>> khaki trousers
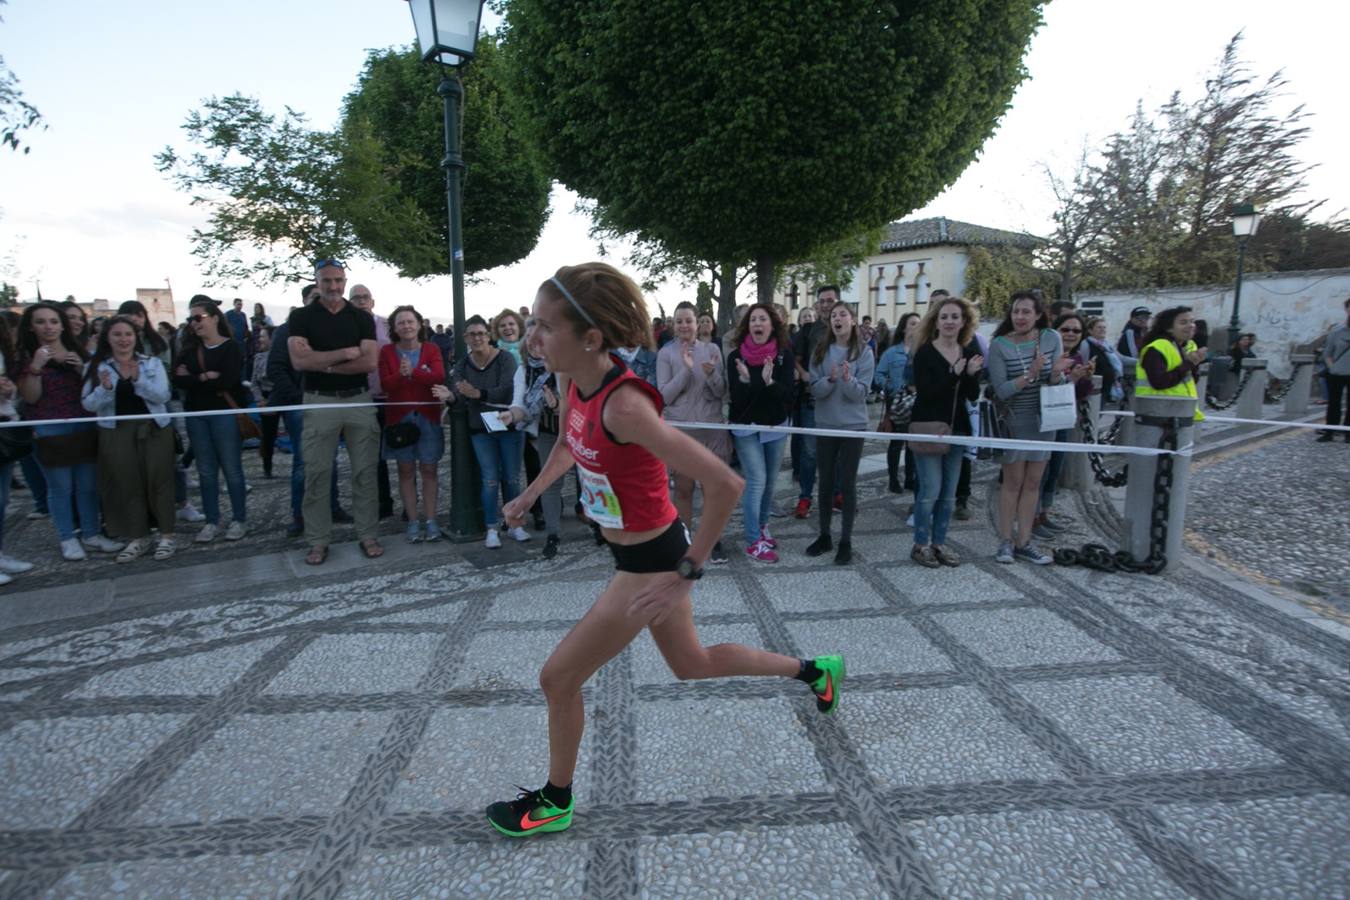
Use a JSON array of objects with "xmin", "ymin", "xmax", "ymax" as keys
[
  {"xmin": 301, "ymin": 391, "xmax": 381, "ymax": 545},
  {"xmin": 97, "ymin": 421, "xmax": 176, "ymax": 540}
]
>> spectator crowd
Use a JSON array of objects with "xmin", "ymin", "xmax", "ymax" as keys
[{"xmin": 1, "ymin": 260, "xmax": 1345, "ymax": 588}]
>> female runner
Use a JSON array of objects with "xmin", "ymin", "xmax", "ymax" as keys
[{"xmin": 487, "ymin": 262, "xmax": 844, "ymax": 837}]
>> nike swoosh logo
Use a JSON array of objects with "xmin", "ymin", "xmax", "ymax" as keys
[
  {"xmin": 819, "ymin": 673, "xmax": 834, "ymax": 704},
  {"xmin": 520, "ymin": 810, "xmax": 567, "ymax": 831}
]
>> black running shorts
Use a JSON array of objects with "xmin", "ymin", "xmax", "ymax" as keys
[{"xmin": 608, "ymin": 518, "xmax": 690, "ymax": 574}]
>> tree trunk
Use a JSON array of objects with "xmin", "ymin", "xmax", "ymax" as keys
[
  {"xmin": 756, "ymin": 254, "xmax": 775, "ymax": 306},
  {"xmin": 1059, "ymin": 249, "xmax": 1075, "ymax": 301},
  {"xmin": 715, "ymin": 261, "xmax": 738, "ymax": 334}
]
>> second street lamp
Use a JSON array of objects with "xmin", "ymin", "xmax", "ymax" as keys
[
  {"xmin": 405, "ymin": 0, "xmax": 487, "ymax": 542},
  {"xmin": 1228, "ymin": 202, "xmax": 1262, "ymax": 348}
]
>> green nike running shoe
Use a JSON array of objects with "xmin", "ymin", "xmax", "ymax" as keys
[
  {"xmin": 809, "ymin": 655, "xmax": 845, "ymax": 714},
  {"xmin": 486, "ymin": 786, "xmax": 574, "ymax": 838}
]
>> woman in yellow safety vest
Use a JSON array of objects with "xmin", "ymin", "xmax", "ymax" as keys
[{"xmin": 1135, "ymin": 306, "xmax": 1206, "ymax": 421}]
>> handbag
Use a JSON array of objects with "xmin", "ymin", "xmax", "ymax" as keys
[
  {"xmin": 975, "ymin": 397, "xmax": 1009, "ymax": 460},
  {"xmin": 0, "ymin": 421, "xmax": 34, "ymax": 466},
  {"xmin": 909, "ymin": 390, "xmax": 960, "ymax": 456},
  {"xmin": 887, "ymin": 388, "xmax": 915, "ymax": 428},
  {"xmin": 199, "ymin": 347, "xmax": 262, "ymax": 440},
  {"xmin": 384, "ymin": 418, "xmax": 421, "ymax": 449},
  {"xmin": 1038, "ymin": 381, "xmax": 1077, "ymax": 432}
]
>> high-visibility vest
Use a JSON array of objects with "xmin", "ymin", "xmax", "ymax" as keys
[{"xmin": 1135, "ymin": 338, "xmax": 1204, "ymax": 421}]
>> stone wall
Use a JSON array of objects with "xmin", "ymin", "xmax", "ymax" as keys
[{"xmin": 1076, "ymin": 268, "xmax": 1350, "ymax": 379}]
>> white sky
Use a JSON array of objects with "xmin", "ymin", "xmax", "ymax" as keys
[{"xmin": 1, "ymin": 1, "xmax": 1347, "ymax": 325}]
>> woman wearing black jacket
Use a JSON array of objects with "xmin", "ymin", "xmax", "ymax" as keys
[
  {"xmin": 172, "ymin": 298, "xmax": 249, "ymax": 543},
  {"xmin": 727, "ymin": 304, "xmax": 795, "ymax": 563},
  {"xmin": 909, "ymin": 297, "xmax": 983, "ymax": 568}
]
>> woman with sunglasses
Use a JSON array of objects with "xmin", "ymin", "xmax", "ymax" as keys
[
  {"xmin": 484, "ymin": 262, "xmax": 843, "ymax": 838},
  {"xmin": 1033, "ymin": 313, "xmax": 1095, "ymax": 541},
  {"xmin": 16, "ymin": 302, "xmax": 123, "ymax": 560},
  {"xmin": 81, "ymin": 316, "xmax": 178, "ymax": 562},
  {"xmin": 172, "ymin": 298, "xmax": 248, "ymax": 542},
  {"xmin": 432, "ymin": 314, "xmax": 527, "ymax": 549}
]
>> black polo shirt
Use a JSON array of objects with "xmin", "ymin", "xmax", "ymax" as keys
[{"xmin": 287, "ymin": 300, "xmax": 376, "ymax": 393}]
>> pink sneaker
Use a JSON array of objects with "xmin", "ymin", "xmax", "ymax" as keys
[
  {"xmin": 745, "ymin": 539, "xmax": 779, "ymax": 563},
  {"xmin": 759, "ymin": 527, "xmax": 777, "ymax": 549}
]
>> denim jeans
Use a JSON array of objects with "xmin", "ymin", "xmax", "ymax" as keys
[
  {"xmin": 18, "ymin": 453, "xmax": 47, "ymax": 514},
  {"xmin": 914, "ymin": 444, "xmax": 964, "ymax": 546},
  {"xmin": 0, "ymin": 461, "xmax": 11, "ymax": 551},
  {"xmin": 186, "ymin": 413, "xmax": 246, "ymax": 525},
  {"xmin": 733, "ymin": 433, "xmax": 786, "ymax": 546},
  {"xmin": 470, "ymin": 430, "xmax": 524, "ymax": 528},
  {"xmin": 33, "ymin": 422, "xmax": 101, "ymax": 542},
  {"xmin": 792, "ymin": 402, "xmax": 817, "ymax": 500}
]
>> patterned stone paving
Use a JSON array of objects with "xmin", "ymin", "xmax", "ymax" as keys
[{"xmin": 1, "ymin": 471, "xmax": 1348, "ymax": 898}]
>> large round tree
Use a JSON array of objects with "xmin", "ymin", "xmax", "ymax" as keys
[
  {"xmin": 341, "ymin": 38, "xmax": 552, "ymax": 278},
  {"xmin": 505, "ymin": 1, "xmax": 1044, "ymax": 302}
]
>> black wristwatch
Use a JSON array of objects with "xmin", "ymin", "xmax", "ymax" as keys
[{"xmin": 675, "ymin": 557, "xmax": 704, "ymax": 581}]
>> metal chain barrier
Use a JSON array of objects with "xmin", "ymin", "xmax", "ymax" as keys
[
  {"xmin": 1263, "ymin": 360, "xmax": 1310, "ymax": 403},
  {"xmin": 1054, "ymin": 416, "xmax": 1176, "ymax": 575},
  {"xmin": 1204, "ymin": 367, "xmax": 1253, "ymax": 411},
  {"xmin": 1076, "ymin": 400, "xmax": 1129, "ymax": 487}
]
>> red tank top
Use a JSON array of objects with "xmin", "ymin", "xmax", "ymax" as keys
[{"xmin": 566, "ymin": 360, "xmax": 679, "ymax": 533}]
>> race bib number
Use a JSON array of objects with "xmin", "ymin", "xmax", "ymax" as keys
[{"xmin": 578, "ymin": 466, "xmax": 625, "ymax": 529}]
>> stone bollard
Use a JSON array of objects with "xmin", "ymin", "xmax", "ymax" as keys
[
  {"xmin": 1195, "ymin": 361, "xmax": 1210, "ymax": 405},
  {"xmin": 1236, "ymin": 358, "xmax": 1268, "ymax": 431},
  {"xmin": 1060, "ymin": 376, "xmax": 1100, "ymax": 492},
  {"xmin": 1285, "ymin": 354, "xmax": 1314, "ymax": 415},
  {"xmin": 1121, "ymin": 394, "xmax": 1196, "ymax": 571}
]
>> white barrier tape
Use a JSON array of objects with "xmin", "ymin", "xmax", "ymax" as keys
[
  {"xmin": 1, "ymin": 400, "xmax": 1202, "ymax": 456},
  {"xmin": 0, "ymin": 400, "xmax": 429, "ymax": 430},
  {"xmin": 667, "ymin": 420, "xmax": 1191, "ymax": 458},
  {"xmin": 1098, "ymin": 409, "xmax": 1350, "ymax": 432}
]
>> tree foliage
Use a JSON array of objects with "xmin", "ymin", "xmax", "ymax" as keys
[
  {"xmin": 155, "ymin": 97, "xmax": 353, "ymax": 285},
  {"xmin": 505, "ymin": 0, "xmax": 1044, "ymax": 317},
  {"xmin": 340, "ymin": 41, "xmax": 550, "ymax": 278},
  {"xmin": 1, "ymin": 1, "xmax": 44, "ymax": 154},
  {"xmin": 155, "ymin": 36, "xmax": 550, "ymax": 285},
  {"xmin": 964, "ymin": 245, "xmax": 1054, "ymax": 322},
  {"xmin": 1043, "ymin": 33, "xmax": 1336, "ymax": 296}
]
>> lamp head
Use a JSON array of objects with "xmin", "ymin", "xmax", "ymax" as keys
[
  {"xmin": 1231, "ymin": 202, "xmax": 1261, "ymax": 240},
  {"xmin": 406, "ymin": 0, "xmax": 484, "ymax": 67}
]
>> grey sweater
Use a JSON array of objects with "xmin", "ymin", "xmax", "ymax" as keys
[
  {"xmin": 988, "ymin": 329, "xmax": 1064, "ymax": 416},
  {"xmin": 808, "ymin": 343, "xmax": 875, "ymax": 430},
  {"xmin": 1324, "ymin": 324, "xmax": 1350, "ymax": 376}
]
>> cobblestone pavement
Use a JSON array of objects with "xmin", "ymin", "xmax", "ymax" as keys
[
  {"xmin": 2, "ymin": 464, "xmax": 1348, "ymax": 898},
  {"xmin": 1187, "ymin": 429, "xmax": 1350, "ymax": 613}
]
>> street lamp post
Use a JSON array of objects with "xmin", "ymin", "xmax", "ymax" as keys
[
  {"xmin": 406, "ymin": 0, "xmax": 486, "ymax": 542},
  {"xmin": 1227, "ymin": 202, "xmax": 1261, "ymax": 347}
]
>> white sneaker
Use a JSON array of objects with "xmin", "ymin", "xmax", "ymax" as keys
[
  {"xmin": 194, "ymin": 523, "xmax": 218, "ymax": 543},
  {"xmin": 25, "ymin": 509, "xmax": 49, "ymax": 520},
  {"xmin": 0, "ymin": 554, "xmax": 34, "ymax": 574},
  {"xmin": 153, "ymin": 537, "xmax": 177, "ymax": 561},
  {"xmin": 484, "ymin": 528, "xmax": 502, "ymax": 549},
  {"xmin": 0, "ymin": 571, "xmax": 11, "ymax": 586},
  {"xmin": 507, "ymin": 526, "xmax": 531, "ymax": 543},
  {"xmin": 116, "ymin": 537, "xmax": 154, "ymax": 564},
  {"xmin": 177, "ymin": 503, "xmax": 206, "ymax": 523},
  {"xmin": 60, "ymin": 539, "xmax": 87, "ymax": 561},
  {"xmin": 224, "ymin": 521, "xmax": 247, "ymax": 541},
  {"xmin": 83, "ymin": 534, "xmax": 126, "ymax": 554}
]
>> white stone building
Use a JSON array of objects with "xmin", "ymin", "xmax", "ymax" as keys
[{"xmin": 775, "ymin": 217, "xmax": 1041, "ymax": 325}]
